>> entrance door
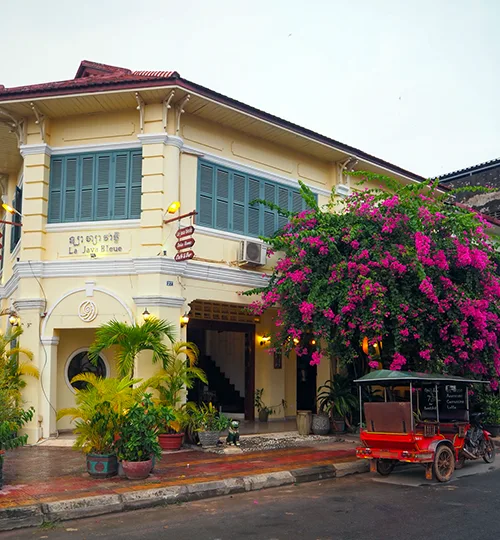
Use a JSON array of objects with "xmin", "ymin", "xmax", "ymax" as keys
[{"xmin": 297, "ymin": 354, "xmax": 317, "ymax": 412}]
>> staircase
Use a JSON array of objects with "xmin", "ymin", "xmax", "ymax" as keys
[{"xmin": 200, "ymin": 355, "xmax": 245, "ymax": 413}]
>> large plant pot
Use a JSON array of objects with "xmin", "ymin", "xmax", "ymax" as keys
[
  {"xmin": 312, "ymin": 414, "xmax": 330, "ymax": 435},
  {"xmin": 484, "ymin": 424, "xmax": 500, "ymax": 438},
  {"xmin": 198, "ymin": 431, "xmax": 221, "ymax": 447},
  {"xmin": 86, "ymin": 453, "xmax": 118, "ymax": 479},
  {"xmin": 296, "ymin": 410, "xmax": 312, "ymax": 436},
  {"xmin": 332, "ymin": 418, "xmax": 346, "ymax": 433},
  {"xmin": 258, "ymin": 409, "xmax": 269, "ymax": 422},
  {"xmin": 159, "ymin": 433, "xmax": 184, "ymax": 451},
  {"xmin": 121, "ymin": 459, "xmax": 152, "ymax": 480}
]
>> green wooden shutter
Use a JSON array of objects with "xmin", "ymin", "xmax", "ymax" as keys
[
  {"xmin": 248, "ymin": 178, "xmax": 260, "ymax": 237},
  {"xmin": 80, "ymin": 156, "xmax": 94, "ymax": 221},
  {"xmin": 291, "ymin": 190, "xmax": 303, "ymax": 213},
  {"xmin": 129, "ymin": 151, "xmax": 142, "ymax": 219},
  {"xmin": 113, "ymin": 153, "xmax": 129, "ymax": 219},
  {"xmin": 63, "ymin": 158, "xmax": 78, "ymax": 222},
  {"xmin": 0, "ymin": 224, "xmax": 5, "ymax": 272},
  {"xmin": 96, "ymin": 155, "xmax": 111, "ymax": 220},
  {"xmin": 10, "ymin": 186, "xmax": 22, "ymax": 251},
  {"xmin": 263, "ymin": 182, "xmax": 277, "ymax": 236},
  {"xmin": 215, "ymin": 168, "xmax": 229, "ymax": 230},
  {"xmin": 277, "ymin": 186, "xmax": 289, "ymax": 230},
  {"xmin": 232, "ymin": 173, "xmax": 246, "ymax": 233},
  {"xmin": 198, "ymin": 163, "xmax": 214, "ymax": 227},
  {"xmin": 49, "ymin": 158, "xmax": 63, "ymax": 223}
]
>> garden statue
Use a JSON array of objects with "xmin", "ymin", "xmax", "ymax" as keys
[{"xmin": 226, "ymin": 419, "xmax": 240, "ymax": 446}]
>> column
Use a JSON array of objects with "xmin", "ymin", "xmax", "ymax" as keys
[
  {"xmin": 39, "ymin": 337, "xmax": 59, "ymax": 439},
  {"xmin": 19, "ymin": 143, "xmax": 52, "ymax": 261}
]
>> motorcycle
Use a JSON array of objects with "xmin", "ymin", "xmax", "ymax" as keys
[{"xmin": 458, "ymin": 412, "xmax": 496, "ymax": 468}]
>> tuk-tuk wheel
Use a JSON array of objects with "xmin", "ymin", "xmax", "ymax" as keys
[
  {"xmin": 455, "ymin": 453, "xmax": 466, "ymax": 470},
  {"xmin": 433, "ymin": 445, "xmax": 455, "ymax": 482},
  {"xmin": 376, "ymin": 459, "xmax": 396, "ymax": 476}
]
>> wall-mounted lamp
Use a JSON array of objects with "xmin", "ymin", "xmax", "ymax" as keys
[
  {"xmin": 142, "ymin": 308, "xmax": 151, "ymax": 322},
  {"xmin": 167, "ymin": 201, "xmax": 181, "ymax": 214},
  {"xmin": 310, "ymin": 339, "xmax": 316, "ymax": 346},
  {"xmin": 180, "ymin": 313, "xmax": 190, "ymax": 327},
  {"xmin": 254, "ymin": 315, "xmax": 261, "ymax": 324},
  {"xmin": 9, "ymin": 312, "xmax": 20, "ymax": 326},
  {"xmin": 293, "ymin": 337, "xmax": 300, "ymax": 345},
  {"xmin": 260, "ymin": 335, "xmax": 271, "ymax": 347},
  {"xmin": 362, "ymin": 336, "xmax": 383, "ymax": 356}
]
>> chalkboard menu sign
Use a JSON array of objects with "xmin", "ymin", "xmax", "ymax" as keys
[{"xmin": 420, "ymin": 384, "xmax": 467, "ymax": 417}]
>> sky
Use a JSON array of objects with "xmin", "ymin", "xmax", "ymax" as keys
[{"xmin": 1, "ymin": 0, "xmax": 499, "ymax": 178}]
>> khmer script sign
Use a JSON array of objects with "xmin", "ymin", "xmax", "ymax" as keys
[{"xmin": 67, "ymin": 232, "xmax": 125, "ymax": 255}]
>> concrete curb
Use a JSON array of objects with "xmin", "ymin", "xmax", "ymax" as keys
[{"xmin": 0, "ymin": 460, "xmax": 365, "ymax": 532}]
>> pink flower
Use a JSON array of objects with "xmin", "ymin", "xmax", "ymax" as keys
[
  {"xmin": 400, "ymin": 328, "xmax": 409, "ymax": 337},
  {"xmin": 310, "ymin": 351, "xmax": 323, "ymax": 366},
  {"xmin": 419, "ymin": 277, "xmax": 439, "ymax": 304},
  {"xmin": 299, "ymin": 301, "xmax": 315, "ymax": 323},
  {"xmin": 419, "ymin": 349, "xmax": 431, "ymax": 361},
  {"xmin": 415, "ymin": 232, "xmax": 431, "ymax": 257},
  {"xmin": 351, "ymin": 240, "xmax": 360, "ymax": 250},
  {"xmin": 368, "ymin": 360, "xmax": 379, "ymax": 369},
  {"xmin": 381, "ymin": 195, "xmax": 399, "ymax": 209},
  {"xmin": 390, "ymin": 352, "xmax": 407, "ymax": 371}
]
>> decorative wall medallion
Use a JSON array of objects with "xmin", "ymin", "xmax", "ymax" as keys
[{"xmin": 78, "ymin": 300, "xmax": 98, "ymax": 322}]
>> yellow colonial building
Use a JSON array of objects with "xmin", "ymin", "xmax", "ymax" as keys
[{"xmin": 0, "ymin": 60, "xmax": 425, "ymax": 442}]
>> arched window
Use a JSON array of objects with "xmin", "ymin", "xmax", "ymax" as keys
[{"xmin": 66, "ymin": 350, "xmax": 107, "ymax": 391}]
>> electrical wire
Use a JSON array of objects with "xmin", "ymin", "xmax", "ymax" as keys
[{"xmin": 27, "ymin": 259, "xmax": 58, "ymax": 439}]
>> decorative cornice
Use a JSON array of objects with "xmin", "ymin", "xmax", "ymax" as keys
[
  {"xmin": 133, "ymin": 295, "xmax": 186, "ymax": 309},
  {"xmin": 20, "ymin": 144, "xmax": 52, "ymax": 157},
  {"xmin": 165, "ymin": 135, "xmax": 184, "ymax": 149},
  {"xmin": 137, "ymin": 133, "xmax": 169, "ymax": 145},
  {"xmin": 45, "ymin": 219, "xmax": 140, "ymax": 233},
  {"xmin": 196, "ymin": 225, "xmax": 270, "ymax": 246},
  {"xmin": 50, "ymin": 141, "xmax": 140, "ymax": 156},
  {"xmin": 13, "ymin": 298, "xmax": 46, "ymax": 311},
  {"xmin": 41, "ymin": 337, "xmax": 59, "ymax": 346},
  {"xmin": 182, "ymin": 144, "xmax": 332, "ymax": 198}
]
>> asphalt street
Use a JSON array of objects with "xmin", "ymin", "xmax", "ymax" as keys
[{"xmin": 1, "ymin": 466, "xmax": 499, "ymax": 540}]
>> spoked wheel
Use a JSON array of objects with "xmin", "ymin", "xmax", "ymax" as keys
[
  {"xmin": 376, "ymin": 459, "xmax": 396, "ymax": 476},
  {"xmin": 483, "ymin": 440, "xmax": 496, "ymax": 464},
  {"xmin": 454, "ymin": 453, "xmax": 466, "ymax": 470},
  {"xmin": 433, "ymin": 445, "xmax": 455, "ymax": 482}
]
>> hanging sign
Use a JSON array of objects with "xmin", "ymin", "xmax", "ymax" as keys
[
  {"xmin": 176, "ymin": 226, "xmax": 195, "ymax": 239},
  {"xmin": 175, "ymin": 237, "xmax": 195, "ymax": 250},
  {"xmin": 174, "ymin": 250, "xmax": 195, "ymax": 262}
]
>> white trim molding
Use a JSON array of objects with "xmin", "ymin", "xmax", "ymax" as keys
[
  {"xmin": 166, "ymin": 135, "xmax": 183, "ymax": 149},
  {"xmin": 19, "ymin": 144, "xmax": 53, "ymax": 157},
  {"xmin": 137, "ymin": 133, "xmax": 169, "ymax": 145},
  {"xmin": 50, "ymin": 141, "xmax": 141, "ymax": 156},
  {"xmin": 45, "ymin": 219, "xmax": 140, "ymax": 233},
  {"xmin": 41, "ymin": 337, "xmax": 59, "ymax": 346},
  {"xmin": 133, "ymin": 295, "xmax": 185, "ymax": 309},
  {"xmin": 182, "ymin": 144, "xmax": 332, "ymax": 198},
  {"xmin": 13, "ymin": 298, "xmax": 46, "ymax": 312},
  {"xmin": 196, "ymin": 225, "xmax": 270, "ymax": 246}
]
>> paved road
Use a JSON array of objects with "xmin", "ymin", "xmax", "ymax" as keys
[{"xmin": 2, "ymin": 467, "xmax": 499, "ymax": 540}]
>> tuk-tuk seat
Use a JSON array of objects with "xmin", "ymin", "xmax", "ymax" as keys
[{"xmin": 364, "ymin": 402, "xmax": 412, "ymax": 433}]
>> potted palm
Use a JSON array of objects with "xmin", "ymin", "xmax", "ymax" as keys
[
  {"xmin": 116, "ymin": 394, "xmax": 167, "ymax": 480},
  {"xmin": 189, "ymin": 403, "xmax": 230, "ymax": 447},
  {"xmin": 317, "ymin": 375, "xmax": 357, "ymax": 433},
  {"xmin": 254, "ymin": 388, "xmax": 287, "ymax": 422}
]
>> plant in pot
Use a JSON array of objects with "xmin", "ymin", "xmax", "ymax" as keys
[
  {"xmin": 189, "ymin": 402, "xmax": 230, "ymax": 447},
  {"xmin": 479, "ymin": 391, "xmax": 500, "ymax": 437},
  {"xmin": 115, "ymin": 394, "xmax": 166, "ymax": 480},
  {"xmin": 317, "ymin": 375, "xmax": 357, "ymax": 433},
  {"xmin": 151, "ymin": 341, "xmax": 207, "ymax": 451},
  {"xmin": 254, "ymin": 388, "xmax": 287, "ymax": 422}
]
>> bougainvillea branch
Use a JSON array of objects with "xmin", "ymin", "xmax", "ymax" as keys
[{"xmin": 245, "ymin": 173, "xmax": 500, "ymax": 388}]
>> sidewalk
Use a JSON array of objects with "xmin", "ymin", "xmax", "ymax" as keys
[{"xmin": 0, "ymin": 437, "xmax": 362, "ymax": 531}]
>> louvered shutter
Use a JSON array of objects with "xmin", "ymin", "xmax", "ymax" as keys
[
  {"xmin": 198, "ymin": 163, "xmax": 214, "ymax": 227},
  {"xmin": 215, "ymin": 168, "xmax": 229, "ymax": 230},
  {"xmin": 129, "ymin": 152, "xmax": 142, "ymax": 219},
  {"xmin": 0, "ymin": 224, "xmax": 4, "ymax": 272},
  {"xmin": 232, "ymin": 173, "xmax": 246, "ymax": 233},
  {"xmin": 49, "ymin": 158, "xmax": 63, "ymax": 223},
  {"xmin": 113, "ymin": 153, "xmax": 129, "ymax": 219},
  {"xmin": 80, "ymin": 156, "xmax": 94, "ymax": 221},
  {"xmin": 248, "ymin": 178, "xmax": 261, "ymax": 236},
  {"xmin": 277, "ymin": 186, "xmax": 289, "ymax": 230},
  {"xmin": 63, "ymin": 158, "xmax": 78, "ymax": 222},
  {"xmin": 291, "ymin": 190, "xmax": 303, "ymax": 213},
  {"xmin": 10, "ymin": 186, "xmax": 22, "ymax": 251},
  {"xmin": 263, "ymin": 183, "xmax": 277, "ymax": 236},
  {"xmin": 96, "ymin": 155, "xmax": 111, "ymax": 220}
]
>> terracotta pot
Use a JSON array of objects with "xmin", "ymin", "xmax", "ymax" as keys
[
  {"xmin": 121, "ymin": 459, "xmax": 152, "ymax": 480},
  {"xmin": 86, "ymin": 453, "xmax": 118, "ymax": 479},
  {"xmin": 159, "ymin": 433, "xmax": 184, "ymax": 451}
]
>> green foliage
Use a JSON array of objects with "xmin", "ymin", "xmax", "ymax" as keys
[
  {"xmin": 317, "ymin": 375, "xmax": 358, "ymax": 421},
  {"xmin": 253, "ymin": 388, "xmax": 287, "ymax": 416},
  {"xmin": 115, "ymin": 394, "xmax": 167, "ymax": 462},
  {"xmin": 89, "ymin": 318, "xmax": 176, "ymax": 378},
  {"xmin": 188, "ymin": 402, "xmax": 230, "ymax": 432},
  {"xmin": 478, "ymin": 391, "xmax": 500, "ymax": 425}
]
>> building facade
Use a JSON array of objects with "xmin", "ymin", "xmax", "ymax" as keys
[{"xmin": 0, "ymin": 61, "xmax": 425, "ymax": 442}]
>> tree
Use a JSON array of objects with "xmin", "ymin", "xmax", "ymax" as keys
[
  {"xmin": 89, "ymin": 319, "xmax": 176, "ymax": 378},
  {"xmin": 245, "ymin": 173, "xmax": 500, "ymax": 387}
]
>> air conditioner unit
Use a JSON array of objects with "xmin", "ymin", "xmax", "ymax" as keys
[
  {"xmin": 239, "ymin": 240, "xmax": 267, "ymax": 266},
  {"xmin": 335, "ymin": 184, "xmax": 351, "ymax": 198}
]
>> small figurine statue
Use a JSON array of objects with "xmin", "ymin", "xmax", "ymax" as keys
[{"xmin": 226, "ymin": 419, "xmax": 240, "ymax": 446}]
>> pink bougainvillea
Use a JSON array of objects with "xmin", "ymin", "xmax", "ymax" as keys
[{"xmin": 245, "ymin": 172, "xmax": 500, "ymax": 386}]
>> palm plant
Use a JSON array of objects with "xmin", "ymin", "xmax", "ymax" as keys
[
  {"xmin": 317, "ymin": 375, "xmax": 358, "ymax": 427},
  {"xmin": 88, "ymin": 318, "xmax": 176, "ymax": 378}
]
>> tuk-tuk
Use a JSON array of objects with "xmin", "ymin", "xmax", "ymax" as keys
[{"xmin": 355, "ymin": 370, "xmax": 495, "ymax": 482}]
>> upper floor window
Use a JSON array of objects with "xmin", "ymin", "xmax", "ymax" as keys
[
  {"xmin": 10, "ymin": 186, "xmax": 22, "ymax": 252},
  {"xmin": 197, "ymin": 160, "xmax": 314, "ymax": 238},
  {"xmin": 48, "ymin": 150, "xmax": 142, "ymax": 223}
]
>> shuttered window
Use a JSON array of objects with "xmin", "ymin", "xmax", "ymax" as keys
[
  {"xmin": 10, "ymin": 186, "xmax": 22, "ymax": 252},
  {"xmin": 48, "ymin": 150, "xmax": 142, "ymax": 223},
  {"xmin": 197, "ymin": 160, "xmax": 315, "ymax": 238},
  {"xmin": 0, "ymin": 224, "xmax": 5, "ymax": 272}
]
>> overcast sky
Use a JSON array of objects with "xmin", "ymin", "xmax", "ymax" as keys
[{"xmin": 2, "ymin": 0, "xmax": 498, "ymax": 177}]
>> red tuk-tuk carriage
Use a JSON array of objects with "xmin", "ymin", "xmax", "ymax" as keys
[{"xmin": 355, "ymin": 370, "xmax": 495, "ymax": 482}]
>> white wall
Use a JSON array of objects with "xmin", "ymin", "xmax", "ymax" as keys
[{"xmin": 206, "ymin": 330, "xmax": 245, "ymax": 397}]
